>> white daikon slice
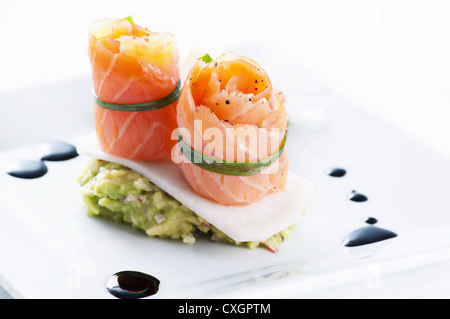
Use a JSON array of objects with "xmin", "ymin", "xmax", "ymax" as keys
[{"xmin": 77, "ymin": 132, "xmax": 313, "ymax": 242}]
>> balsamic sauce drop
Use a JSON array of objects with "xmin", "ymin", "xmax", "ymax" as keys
[
  {"xmin": 106, "ymin": 270, "xmax": 160, "ymax": 299},
  {"xmin": 348, "ymin": 190, "xmax": 368, "ymax": 202},
  {"xmin": 365, "ymin": 217, "xmax": 378, "ymax": 225},
  {"xmin": 343, "ymin": 226, "xmax": 397, "ymax": 247},
  {"xmin": 325, "ymin": 164, "xmax": 397, "ymax": 248},
  {"xmin": 39, "ymin": 141, "xmax": 78, "ymax": 161},
  {"xmin": 327, "ymin": 168, "xmax": 346, "ymax": 177},
  {"xmin": 6, "ymin": 141, "xmax": 78, "ymax": 179},
  {"xmin": 6, "ymin": 160, "xmax": 48, "ymax": 179}
]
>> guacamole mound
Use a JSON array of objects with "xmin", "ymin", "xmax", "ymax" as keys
[{"xmin": 78, "ymin": 159, "xmax": 291, "ymax": 252}]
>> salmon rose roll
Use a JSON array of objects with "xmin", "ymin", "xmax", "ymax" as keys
[
  {"xmin": 174, "ymin": 53, "xmax": 289, "ymax": 206},
  {"xmin": 89, "ymin": 17, "xmax": 180, "ymax": 161}
]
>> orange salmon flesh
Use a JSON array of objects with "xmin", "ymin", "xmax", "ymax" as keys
[
  {"xmin": 175, "ymin": 52, "xmax": 289, "ymax": 206},
  {"xmin": 88, "ymin": 18, "xmax": 180, "ymax": 161}
]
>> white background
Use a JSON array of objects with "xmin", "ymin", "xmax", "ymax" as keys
[{"xmin": 1, "ymin": 0, "xmax": 449, "ymax": 298}]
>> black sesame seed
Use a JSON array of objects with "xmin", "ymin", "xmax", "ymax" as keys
[{"xmin": 225, "ymin": 100, "xmax": 230, "ymax": 104}]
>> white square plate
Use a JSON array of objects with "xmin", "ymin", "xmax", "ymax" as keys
[{"xmin": 1, "ymin": 46, "xmax": 449, "ymax": 299}]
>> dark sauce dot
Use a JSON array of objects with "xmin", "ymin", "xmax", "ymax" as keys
[
  {"xmin": 343, "ymin": 226, "xmax": 397, "ymax": 247},
  {"xmin": 348, "ymin": 191, "xmax": 368, "ymax": 202},
  {"xmin": 327, "ymin": 168, "xmax": 346, "ymax": 177},
  {"xmin": 365, "ymin": 217, "xmax": 378, "ymax": 225},
  {"xmin": 106, "ymin": 270, "xmax": 160, "ymax": 299},
  {"xmin": 39, "ymin": 142, "xmax": 78, "ymax": 161},
  {"xmin": 6, "ymin": 160, "xmax": 48, "ymax": 179}
]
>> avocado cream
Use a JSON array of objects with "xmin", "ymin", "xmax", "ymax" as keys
[{"xmin": 78, "ymin": 159, "xmax": 290, "ymax": 251}]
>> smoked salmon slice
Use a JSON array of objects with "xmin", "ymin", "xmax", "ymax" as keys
[
  {"xmin": 174, "ymin": 52, "xmax": 289, "ymax": 206},
  {"xmin": 88, "ymin": 18, "xmax": 180, "ymax": 161}
]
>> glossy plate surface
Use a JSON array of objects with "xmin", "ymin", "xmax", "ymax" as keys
[{"xmin": 1, "ymin": 46, "xmax": 449, "ymax": 299}]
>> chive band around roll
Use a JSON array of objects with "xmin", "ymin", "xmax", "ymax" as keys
[
  {"xmin": 177, "ymin": 128, "xmax": 287, "ymax": 176},
  {"xmin": 93, "ymin": 81, "xmax": 181, "ymax": 112}
]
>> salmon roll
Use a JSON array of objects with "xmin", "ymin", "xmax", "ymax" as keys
[
  {"xmin": 88, "ymin": 17, "xmax": 180, "ymax": 161},
  {"xmin": 174, "ymin": 53, "xmax": 289, "ymax": 206}
]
